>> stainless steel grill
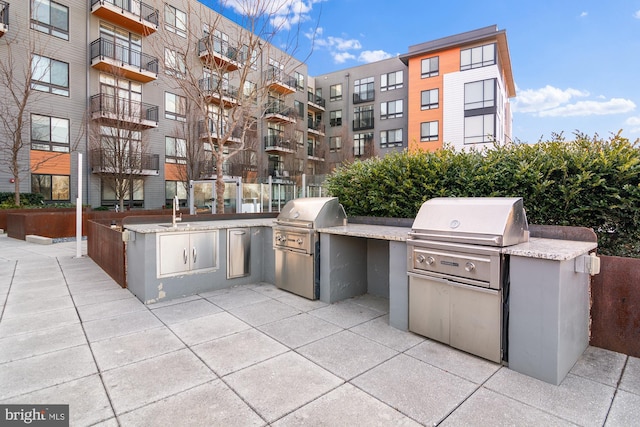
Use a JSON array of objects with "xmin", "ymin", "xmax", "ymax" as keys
[
  {"xmin": 407, "ymin": 197, "xmax": 529, "ymax": 363},
  {"xmin": 274, "ymin": 197, "xmax": 347, "ymax": 300}
]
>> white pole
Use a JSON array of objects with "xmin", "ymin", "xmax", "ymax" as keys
[{"xmin": 75, "ymin": 152, "xmax": 83, "ymax": 258}]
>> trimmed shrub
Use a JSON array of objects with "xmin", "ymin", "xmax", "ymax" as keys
[{"xmin": 326, "ymin": 133, "xmax": 640, "ymax": 258}]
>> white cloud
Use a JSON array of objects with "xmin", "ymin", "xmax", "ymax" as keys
[
  {"xmin": 538, "ymin": 98, "xmax": 636, "ymax": 117},
  {"xmin": 222, "ymin": 0, "xmax": 323, "ymax": 30},
  {"xmin": 624, "ymin": 116, "xmax": 640, "ymax": 133},
  {"xmin": 634, "ymin": 10, "xmax": 640, "ymax": 19},
  {"xmin": 580, "ymin": 11, "xmax": 588, "ymax": 18},
  {"xmin": 358, "ymin": 50, "xmax": 393, "ymax": 63},
  {"xmin": 332, "ymin": 51, "xmax": 356, "ymax": 64},
  {"xmin": 513, "ymin": 85, "xmax": 589, "ymax": 114}
]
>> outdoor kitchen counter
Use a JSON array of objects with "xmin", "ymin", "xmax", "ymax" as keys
[
  {"xmin": 317, "ymin": 223, "xmax": 410, "ymax": 241},
  {"xmin": 502, "ymin": 237, "xmax": 597, "ymax": 260},
  {"xmin": 123, "ymin": 218, "xmax": 275, "ymax": 234}
]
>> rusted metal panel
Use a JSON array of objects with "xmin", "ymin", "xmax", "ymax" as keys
[
  {"xmin": 590, "ymin": 255, "xmax": 640, "ymax": 357},
  {"xmin": 87, "ymin": 220, "xmax": 126, "ymax": 288}
]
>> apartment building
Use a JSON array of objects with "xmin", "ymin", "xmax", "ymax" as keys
[{"xmin": 0, "ymin": 1, "xmax": 514, "ymax": 209}]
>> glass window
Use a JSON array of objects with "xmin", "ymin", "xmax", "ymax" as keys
[
  {"xmin": 353, "ymin": 133, "xmax": 373, "ymax": 157},
  {"xmin": 421, "ymin": 57, "xmax": 439, "ymax": 78},
  {"xmin": 464, "ymin": 79, "xmax": 496, "ymax": 110},
  {"xmin": 165, "ymin": 92, "xmax": 186, "ymax": 121},
  {"xmin": 31, "ymin": 0, "xmax": 69, "ymax": 40},
  {"xmin": 381, "ymin": 71, "xmax": 403, "ymax": 91},
  {"xmin": 380, "ymin": 100, "xmax": 403, "ymax": 119},
  {"xmin": 165, "ymin": 181, "xmax": 188, "ymax": 204},
  {"xmin": 420, "ymin": 121, "xmax": 439, "ymax": 142},
  {"xmin": 330, "ymin": 84, "xmax": 342, "ymax": 101},
  {"xmin": 165, "ymin": 136, "xmax": 186, "ymax": 164},
  {"xmin": 31, "ymin": 174, "xmax": 69, "ymax": 201},
  {"xmin": 31, "ymin": 114, "xmax": 70, "ymax": 152},
  {"xmin": 421, "ymin": 89, "xmax": 439, "ymax": 110},
  {"xmin": 164, "ymin": 48, "xmax": 186, "ymax": 77},
  {"xmin": 354, "ymin": 77, "xmax": 374, "ymax": 103},
  {"xmin": 329, "ymin": 136, "xmax": 342, "ymax": 152},
  {"xmin": 380, "ymin": 129, "xmax": 403, "ymax": 148},
  {"xmin": 164, "ymin": 4, "xmax": 187, "ymax": 38},
  {"xmin": 31, "ymin": 55, "xmax": 69, "ymax": 96},
  {"xmin": 295, "ymin": 71, "xmax": 304, "ymax": 91},
  {"xmin": 353, "ymin": 105, "xmax": 374, "ymax": 130},
  {"xmin": 464, "ymin": 114, "xmax": 495, "ymax": 144},
  {"xmin": 461, "ymin": 43, "xmax": 496, "ymax": 70},
  {"xmin": 329, "ymin": 110, "xmax": 342, "ymax": 127}
]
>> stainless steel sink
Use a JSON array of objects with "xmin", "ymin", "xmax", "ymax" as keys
[{"xmin": 158, "ymin": 223, "xmax": 190, "ymax": 228}]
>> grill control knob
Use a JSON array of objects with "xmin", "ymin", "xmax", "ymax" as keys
[
  {"xmin": 426, "ymin": 256, "xmax": 435, "ymax": 265},
  {"xmin": 465, "ymin": 262, "xmax": 476, "ymax": 272},
  {"xmin": 296, "ymin": 238, "xmax": 303, "ymax": 245},
  {"xmin": 416, "ymin": 254, "xmax": 425, "ymax": 263}
]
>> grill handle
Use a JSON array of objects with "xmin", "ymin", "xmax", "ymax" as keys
[{"xmin": 408, "ymin": 231, "xmax": 501, "ymax": 246}]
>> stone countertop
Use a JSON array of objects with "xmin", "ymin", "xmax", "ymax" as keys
[
  {"xmin": 124, "ymin": 218, "xmax": 276, "ymax": 234},
  {"xmin": 317, "ymin": 224, "xmax": 411, "ymax": 242},
  {"xmin": 503, "ymin": 237, "xmax": 597, "ymax": 261}
]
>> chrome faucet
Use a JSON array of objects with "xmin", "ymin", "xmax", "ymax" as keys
[{"xmin": 172, "ymin": 195, "xmax": 182, "ymax": 227}]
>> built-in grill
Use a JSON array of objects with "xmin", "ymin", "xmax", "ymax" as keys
[
  {"xmin": 274, "ymin": 197, "xmax": 347, "ymax": 300},
  {"xmin": 407, "ymin": 197, "xmax": 529, "ymax": 363}
]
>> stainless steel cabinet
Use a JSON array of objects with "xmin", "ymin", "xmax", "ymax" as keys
[
  {"xmin": 157, "ymin": 231, "xmax": 218, "ymax": 277},
  {"xmin": 227, "ymin": 228, "xmax": 250, "ymax": 279}
]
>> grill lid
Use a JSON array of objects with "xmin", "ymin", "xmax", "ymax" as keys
[
  {"xmin": 276, "ymin": 197, "xmax": 347, "ymax": 229},
  {"xmin": 410, "ymin": 197, "xmax": 529, "ymax": 247}
]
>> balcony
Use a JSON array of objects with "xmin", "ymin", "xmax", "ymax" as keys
[
  {"xmin": 198, "ymin": 77, "xmax": 239, "ymax": 106},
  {"xmin": 264, "ymin": 101, "xmax": 296, "ymax": 124},
  {"xmin": 198, "ymin": 120, "xmax": 242, "ymax": 143},
  {"xmin": 307, "ymin": 146, "xmax": 325, "ymax": 161},
  {"xmin": 353, "ymin": 116, "xmax": 374, "ymax": 131},
  {"xmin": 264, "ymin": 135, "xmax": 295, "ymax": 154},
  {"xmin": 197, "ymin": 36, "xmax": 243, "ymax": 71},
  {"xmin": 307, "ymin": 92, "xmax": 326, "ymax": 112},
  {"xmin": 0, "ymin": 1, "xmax": 8, "ymax": 38},
  {"xmin": 90, "ymin": 38, "xmax": 158, "ymax": 82},
  {"xmin": 264, "ymin": 67, "xmax": 296, "ymax": 94},
  {"xmin": 90, "ymin": 148, "xmax": 159, "ymax": 176},
  {"xmin": 90, "ymin": 0, "xmax": 158, "ymax": 35},
  {"xmin": 90, "ymin": 93, "xmax": 158, "ymax": 129},
  {"xmin": 353, "ymin": 90, "xmax": 375, "ymax": 104},
  {"xmin": 307, "ymin": 119, "xmax": 325, "ymax": 136}
]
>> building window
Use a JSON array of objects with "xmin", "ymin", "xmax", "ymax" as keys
[
  {"xmin": 31, "ymin": 114, "xmax": 69, "ymax": 152},
  {"xmin": 295, "ymin": 71, "xmax": 304, "ymax": 91},
  {"xmin": 294, "ymin": 100, "xmax": 304, "ymax": 118},
  {"xmin": 421, "ymin": 57, "xmax": 439, "ymax": 78},
  {"xmin": 380, "ymin": 100, "xmax": 403, "ymax": 119},
  {"xmin": 164, "ymin": 48, "xmax": 186, "ymax": 77},
  {"xmin": 354, "ymin": 133, "xmax": 373, "ymax": 157},
  {"xmin": 421, "ymin": 88, "xmax": 439, "ymax": 110},
  {"xmin": 31, "ymin": 174, "xmax": 69, "ymax": 201},
  {"xmin": 164, "ymin": 4, "xmax": 187, "ymax": 38},
  {"xmin": 295, "ymin": 130, "xmax": 304, "ymax": 146},
  {"xmin": 420, "ymin": 121, "xmax": 439, "ymax": 142},
  {"xmin": 329, "ymin": 110, "xmax": 342, "ymax": 127},
  {"xmin": 31, "ymin": 55, "xmax": 69, "ymax": 96},
  {"xmin": 381, "ymin": 70, "xmax": 403, "ymax": 91},
  {"xmin": 464, "ymin": 114, "xmax": 495, "ymax": 145},
  {"xmin": 102, "ymin": 179, "xmax": 144, "ymax": 207},
  {"xmin": 380, "ymin": 129, "xmax": 403, "ymax": 148},
  {"xmin": 461, "ymin": 43, "xmax": 496, "ymax": 71},
  {"xmin": 165, "ymin": 92, "xmax": 186, "ymax": 121},
  {"xmin": 31, "ymin": 0, "xmax": 69, "ymax": 40},
  {"xmin": 464, "ymin": 79, "xmax": 496, "ymax": 110},
  {"xmin": 165, "ymin": 181, "xmax": 188, "ymax": 205},
  {"xmin": 329, "ymin": 136, "xmax": 342, "ymax": 152},
  {"xmin": 330, "ymin": 84, "xmax": 342, "ymax": 101},
  {"xmin": 353, "ymin": 105, "xmax": 374, "ymax": 130},
  {"xmin": 353, "ymin": 77, "xmax": 374, "ymax": 103},
  {"xmin": 165, "ymin": 136, "xmax": 186, "ymax": 164}
]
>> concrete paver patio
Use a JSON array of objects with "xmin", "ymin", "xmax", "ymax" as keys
[{"xmin": 0, "ymin": 236, "xmax": 638, "ymax": 426}]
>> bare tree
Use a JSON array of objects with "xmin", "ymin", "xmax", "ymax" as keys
[{"xmin": 154, "ymin": 0, "xmax": 312, "ymax": 213}]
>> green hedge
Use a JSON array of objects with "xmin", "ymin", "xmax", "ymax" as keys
[
  {"xmin": 326, "ymin": 133, "xmax": 640, "ymax": 258},
  {"xmin": 0, "ymin": 192, "xmax": 45, "ymax": 208}
]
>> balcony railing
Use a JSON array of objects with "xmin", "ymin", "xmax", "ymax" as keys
[
  {"xmin": 91, "ymin": 0, "xmax": 159, "ymax": 27},
  {"xmin": 90, "ymin": 148, "xmax": 159, "ymax": 174},
  {"xmin": 307, "ymin": 145, "xmax": 325, "ymax": 159},
  {"xmin": 307, "ymin": 92, "xmax": 326, "ymax": 108},
  {"xmin": 353, "ymin": 90, "xmax": 375, "ymax": 104},
  {"xmin": 307, "ymin": 119, "xmax": 325, "ymax": 134},
  {"xmin": 198, "ymin": 120, "xmax": 242, "ymax": 140},
  {"xmin": 264, "ymin": 101, "xmax": 296, "ymax": 119},
  {"xmin": 353, "ymin": 116, "xmax": 374, "ymax": 131},
  {"xmin": 264, "ymin": 67, "xmax": 296, "ymax": 92},
  {"xmin": 264, "ymin": 135, "xmax": 294, "ymax": 151},
  {"xmin": 90, "ymin": 38, "xmax": 158, "ymax": 74},
  {"xmin": 0, "ymin": 1, "xmax": 9, "ymax": 34},
  {"xmin": 198, "ymin": 77, "xmax": 239, "ymax": 100},
  {"xmin": 90, "ymin": 93, "xmax": 158, "ymax": 124},
  {"xmin": 197, "ymin": 35, "xmax": 246, "ymax": 69}
]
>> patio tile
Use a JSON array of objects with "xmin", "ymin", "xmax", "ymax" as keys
[
  {"xmin": 145, "ymin": 294, "xmax": 202, "ymax": 309},
  {"xmin": 71, "ymin": 287, "xmax": 133, "ymax": 307},
  {"xmin": 619, "ymin": 356, "xmax": 640, "ymax": 395},
  {"xmin": 225, "ymin": 352, "xmax": 343, "ymax": 423},
  {"xmin": 0, "ymin": 374, "xmax": 114, "ymax": 426},
  {"xmin": 90, "ymin": 327, "xmax": 186, "ymax": 371},
  {"xmin": 101, "ymin": 348, "xmax": 213, "ymax": 415},
  {"xmin": 0, "ymin": 345, "xmax": 97, "ymax": 399},
  {"xmin": 0, "ymin": 308, "xmax": 79, "ymax": 338},
  {"xmin": 349, "ymin": 293, "xmax": 390, "ymax": 313},
  {"xmin": 6, "ymin": 284, "xmax": 70, "ymax": 299},
  {"xmin": 118, "ymin": 380, "xmax": 263, "ymax": 426},
  {"xmin": 405, "ymin": 340, "xmax": 501, "ymax": 384},
  {"xmin": 484, "ymin": 369, "xmax": 615, "ymax": 427},
  {"xmin": 352, "ymin": 354, "xmax": 477, "ymax": 426},
  {"xmin": 350, "ymin": 315, "xmax": 425, "ymax": 352},
  {"xmin": 273, "ymin": 383, "xmax": 420, "ymax": 426},
  {"xmin": 250, "ymin": 282, "xmax": 289, "ymax": 298},
  {"xmin": 150, "ymin": 299, "xmax": 222, "ymax": 324},
  {"xmin": 439, "ymin": 387, "xmax": 575, "ymax": 427},
  {"xmin": 309, "ymin": 300, "xmax": 385, "ymax": 329},
  {"xmin": 8, "ymin": 277, "xmax": 66, "ymax": 290},
  {"xmin": 205, "ymin": 287, "xmax": 271, "ymax": 310},
  {"xmin": 2, "ymin": 294, "xmax": 75, "ymax": 319},
  {"xmin": 0, "ymin": 323, "xmax": 86, "ymax": 364},
  {"xmin": 192, "ymin": 329, "xmax": 288, "ymax": 376},
  {"xmin": 227, "ymin": 299, "xmax": 301, "ymax": 327},
  {"xmin": 169, "ymin": 311, "xmax": 251, "ymax": 346},
  {"xmin": 570, "ymin": 346, "xmax": 627, "ymax": 387},
  {"xmin": 258, "ymin": 312, "xmax": 342, "ymax": 349},
  {"xmin": 274, "ymin": 290, "xmax": 329, "ymax": 312},
  {"xmin": 76, "ymin": 296, "xmax": 146, "ymax": 322},
  {"xmin": 83, "ymin": 310, "xmax": 163, "ymax": 342},
  {"xmin": 298, "ymin": 330, "xmax": 397, "ymax": 380},
  {"xmin": 68, "ymin": 280, "xmax": 121, "ymax": 294},
  {"xmin": 605, "ymin": 389, "xmax": 640, "ymax": 426}
]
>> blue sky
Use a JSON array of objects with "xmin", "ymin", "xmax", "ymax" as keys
[{"xmin": 203, "ymin": 1, "xmax": 640, "ymax": 144}]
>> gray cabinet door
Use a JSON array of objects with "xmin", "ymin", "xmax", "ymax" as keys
[
  {"xmin": 158, "ymin": 233, "xmax": 191, "ymax": 276},
  {"xmin": 190, "ymin": 231, "xmax": 217, "ymax": 271},
  {"xmin": 227, "ymin": 228, "xmax": 250, "ymax": 278}
]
